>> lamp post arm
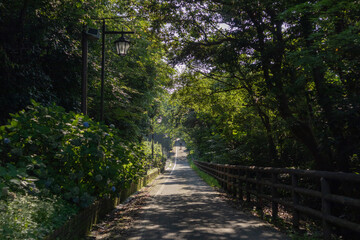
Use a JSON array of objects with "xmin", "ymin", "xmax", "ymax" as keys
[{"xmin": 104, "ymin": 31, "xmax": 135, "ymax": 35}]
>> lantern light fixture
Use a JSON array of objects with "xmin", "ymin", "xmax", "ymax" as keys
[{"xmin": 114, "ymin": 34, "xmax": 131, "ymax": 56}]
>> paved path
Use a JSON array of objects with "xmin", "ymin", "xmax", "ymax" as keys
[{"xmin": 127, "ymin": 142, "xmax": 289, "ymax": 240}]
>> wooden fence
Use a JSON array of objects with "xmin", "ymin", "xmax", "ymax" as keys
[{"xmin": 194, "ymin": 161, "xmax": 360, "ymax": 239}]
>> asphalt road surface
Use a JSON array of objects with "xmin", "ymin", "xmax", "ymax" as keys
[{"xmin": 127, "ymin": 142, "xmax": 289, "ymax": 240}]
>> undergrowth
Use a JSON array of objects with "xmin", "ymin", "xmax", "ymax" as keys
[{"xmin": 0, "ymin": 193, "xmax": 78, "ymax": 239}]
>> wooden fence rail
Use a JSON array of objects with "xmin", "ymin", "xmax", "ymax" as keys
[{"xmin": 194, "ymin": 161, "xmax": 360, "ymax": 240}]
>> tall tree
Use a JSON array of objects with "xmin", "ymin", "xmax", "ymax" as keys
[
  {"xmin": 145, "ymin": 0, "xmax": 360, "ymax": 171},
  {"xmin": 0, "ymin": 0, "xmax": 174, "ymax": 142}
]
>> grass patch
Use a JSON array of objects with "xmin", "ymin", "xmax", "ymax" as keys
[{"xmin": 188, "ymin": 158, "xmax": 220, "ymax": 188}]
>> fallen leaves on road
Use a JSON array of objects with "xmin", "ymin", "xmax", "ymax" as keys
[{"xmin": 85, "ymin": 188, "xmax": 152, "ymax": 240}]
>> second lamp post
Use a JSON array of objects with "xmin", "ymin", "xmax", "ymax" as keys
[{"xmin": 100, "ymin": 19, "xmax": 134, "ymax": 122}]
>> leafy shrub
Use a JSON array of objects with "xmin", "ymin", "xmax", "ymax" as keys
[
  {"xmin": 0, "ymin": 193, "xmax": 78, "ymax": 239},
  {"xmin": 0, "ymin": 100, "xmax": 148, "ymax": 207}
]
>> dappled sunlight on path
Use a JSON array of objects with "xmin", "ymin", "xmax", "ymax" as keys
[{"xmin": 126, "ymin": 142, "xmax": 289, "ymax": 240}]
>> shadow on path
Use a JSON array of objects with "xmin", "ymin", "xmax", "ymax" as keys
[{"xmin": 126, "ymin": 147, "xmax": 289, "ymax": 240}]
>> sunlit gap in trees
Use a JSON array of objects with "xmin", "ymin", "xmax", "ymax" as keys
[
  {"xmin": 165, "ymin": 64, "xmax": 185, "ymax": 94},
  {"xmin": 218, "ymin": 23, "xmax": 230, "ymax": 30}
]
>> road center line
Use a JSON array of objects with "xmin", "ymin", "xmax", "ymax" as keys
[
  {"xmin": 171, "ymin": 147, "xmax": 178, "ymax": 174},
  {"xmin": 155, "ymin": 146, "xmax": 177, "ymax": 196}
]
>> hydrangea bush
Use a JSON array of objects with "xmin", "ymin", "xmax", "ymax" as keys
[{"xmin": 0, "ymin": 100, "xmax": 149, "ymax": 207}]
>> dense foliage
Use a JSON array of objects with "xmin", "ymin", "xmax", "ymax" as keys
[
  {"xmin": 2, "ymin": 0, "xmax": 359, "ymax": 238},
  {"xmin": 0, "ymin": 0, "xmax": 174, "ymax": 141},
  {"xmin": 0, "ymin": 101, "xmax": 166, "ymax": 238},
  {"xmin": 0, "ymin": 101, "xmax": 149, "ymax": 202},
  {"xmin": 0, "ymin": 0, "xmax": 96, "ymax": 120},
  {"xmin": 146, "ymin": 0, "xmax": 360, "ymax": 172},
  {"xmin": 0, "ymin": 1, "xmax": 174, "ymax": 238},
  {"xmin": 0, "ymin": 0, "xmax": 173, "ymax": 239},
  {"xmin": 0, "ymin": 194, "xmax": 78, "ymax": 239}
]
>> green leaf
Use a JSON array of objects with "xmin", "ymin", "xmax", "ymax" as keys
[{"xmin": 10, "ymin": 179, "xmax": 21, "ymax": 185}]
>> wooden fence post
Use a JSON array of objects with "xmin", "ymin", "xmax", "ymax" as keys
[
  {"xmin": 231, "ymin": 167, "xmax": 237, "ymax": 197},
  {"xmin": 271, "ymin": 172, "xmax": 278, "ymax": 223},
  {"xmin": 226, "ymin": 166, "xmax": 230, "ymax": 193},
  {"xmin": 292, "ymin": 174, "xmax": 300, "ymax": 231},
  {"xmin": 230, "ymin": 167, "xmax": 233, "ymax": 197},
  {"xmin": 256, "ymin": 171, "xmax": 263, "ymax": 218},
  {"xmin": 217, "ymin": 165, "xmax": 221, "ymax": 187},
  {"xmin": 219, "ymin": 165, "xmax": 221, "ymax": 183},
  {"xmin": 219, "ymin": 165, "xmax": 223, "ymax": 188},
  {"xmin": 321, "ymin": 177, "xmax": 331, "ymax": 240},
  {"xmin": 238, "ymin": 168, "xmax": 243, "ymax": 202},
  {"xmin": 246, "ymin": 170, "xmax": 251, "ymax": 203},
  {"xmin": 220, "ymin": 166, "xmax": 226, "ymax": 190}
]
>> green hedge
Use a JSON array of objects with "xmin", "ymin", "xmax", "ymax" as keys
[{"xmin": 0, "ymin": 101, "xmax": 151, "ymax": 239}]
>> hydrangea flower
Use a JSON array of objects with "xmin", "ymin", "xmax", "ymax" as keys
[
  {"xmin": 109, "ymin": 124, "xmax": 115, "ymax": 128},
  {"xmin": 104, "ymin": 133, "xmax": 110, "ymax": 137},
  {"xmin": 111, "ymin": 186, "xmax": 116, "ymax": 192},
  {"xmin": 83, "ymin": 122, "xmax": 90, "ymax": 128},
  {"xmin": 95, "ymin": 174, "xmax": 103, "ymax": 182},
  {"xmin": 3, "ymin": 138, "xmax": 10, "ymax": 144}
]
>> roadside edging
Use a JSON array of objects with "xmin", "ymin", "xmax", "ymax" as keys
[{"xmin": 45, "ymin": 168, "xmax": 162, "ymax": 240}]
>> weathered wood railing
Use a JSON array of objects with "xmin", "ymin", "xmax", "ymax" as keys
[{"xmin": 194, "ymin": 161, "xmax": 360, "ymax": 239}]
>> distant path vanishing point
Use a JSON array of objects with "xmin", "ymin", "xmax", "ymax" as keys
[{"xmin": 127, "ymin": 141, "xmax": 289, "ymax": 240}]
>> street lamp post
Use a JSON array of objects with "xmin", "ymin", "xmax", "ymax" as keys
[{"xmin": 100, "ymin": 19, "xmax": 134, "ymax": 122}]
